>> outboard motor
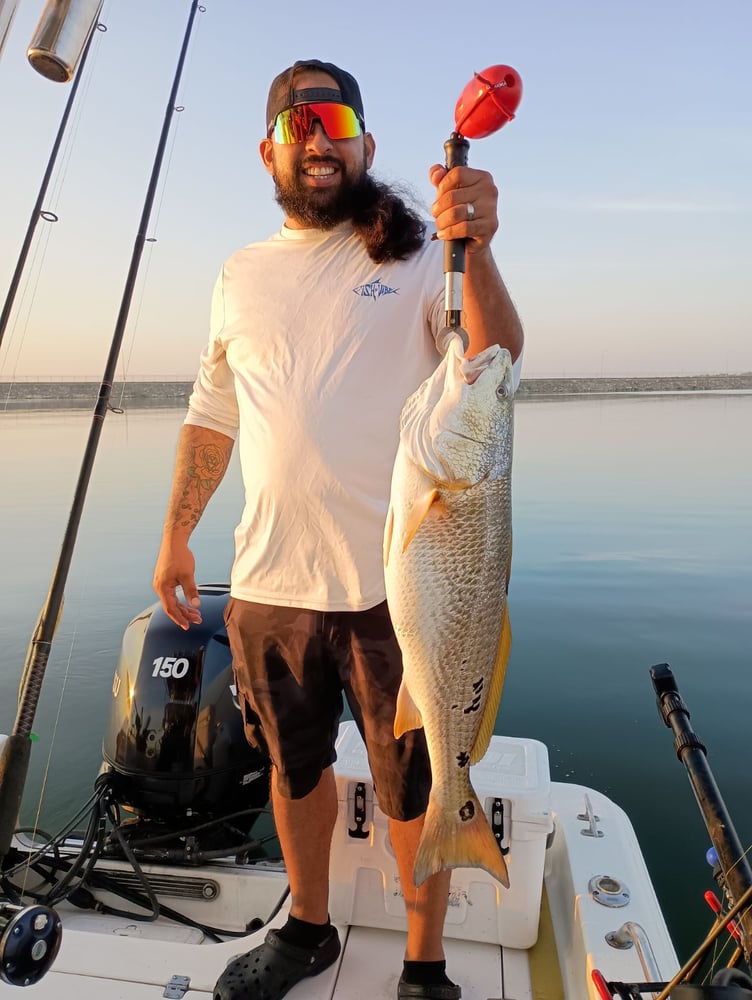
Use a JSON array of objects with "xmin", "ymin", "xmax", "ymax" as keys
[{"xmin": 101, "ymin": 585, "xmax": 270, "ymax": 851}]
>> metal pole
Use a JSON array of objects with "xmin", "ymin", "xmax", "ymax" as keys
[{"xmin": 0, "ymin": 0, "xmax": 203, "ymax": 865}]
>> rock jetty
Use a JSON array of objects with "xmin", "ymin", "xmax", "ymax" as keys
[{"xmin": 1, "ymin": 373, "xmax": 751, "ymax": 407}]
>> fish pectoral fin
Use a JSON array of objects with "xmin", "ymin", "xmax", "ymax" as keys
[
  {"xmin": 383, "ymin": 506, "xmax": 395, "ymax": 568},
  {"xmin": 469, "ymin": 603, "xmax": 512, "ymax": 765},
  {"xmin": 394, "ymin": 680, "xmax": 423, "ymax": 738},
  {"xmin": 401, "ymin": 488, "xmax": 441, "ymax": 552}
]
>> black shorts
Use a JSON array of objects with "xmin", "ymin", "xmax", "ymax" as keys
[{"xmin": 224, "ymin": 598, "xmax": 431, "ymax": 821}]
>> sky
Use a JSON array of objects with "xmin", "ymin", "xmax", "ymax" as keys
[{"xmin": 0, "ymin": 0, "xmax": 750, "ymax": 380}]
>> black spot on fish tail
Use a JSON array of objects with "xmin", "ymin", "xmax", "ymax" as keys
[
  {"xmin": 456, "ymin": 751, "xmax": 470, "ymax": 768},
  {"xmin": 459, "ymin": 800, "xmax": 475, "ymax": 822}
]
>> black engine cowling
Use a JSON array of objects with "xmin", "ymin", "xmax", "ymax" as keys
[{"xmin": 101, "ymin": 585, "xmax": 269, "ymax": 827}]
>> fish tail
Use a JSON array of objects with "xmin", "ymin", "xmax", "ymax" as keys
[{"xmin": 413, "ymin": 791, "xmax": 510, "ymax": 889}]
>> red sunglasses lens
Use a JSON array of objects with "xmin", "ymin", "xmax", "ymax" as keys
[{"xmin": 272, "ymin": 103, "xmax": 362, "ymax": 143}]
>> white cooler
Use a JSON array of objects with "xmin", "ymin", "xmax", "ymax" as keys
[{"xmin": 329, "ymin": 721, "xmax": 553, "ymax": 949}]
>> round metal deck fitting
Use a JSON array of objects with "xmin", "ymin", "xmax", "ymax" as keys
[
  {"xmin": 0, "ymin": 903, "xmax": 62, "ymax": 986},
  {"xmin": 588, "ymin": 874, "xmax": 630, "ymax": 907}
]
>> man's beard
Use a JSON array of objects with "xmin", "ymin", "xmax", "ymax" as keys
[{"xmin": 273, "ymin": 154, "xmax": 375, "ymax": 230}]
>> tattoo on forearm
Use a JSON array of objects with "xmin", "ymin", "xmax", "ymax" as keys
[{"xmin": 172, "ymin": 443, "xmax": 228, "ymax": 531}]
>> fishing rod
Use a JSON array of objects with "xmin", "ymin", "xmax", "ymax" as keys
[
  {"xmin": 591, "ymin": 667, "xmax": 752, "ymax": 998},
  {"xmin": 0, "ymin": 4, "xmax": 105, "ymax": 352},
  {"xmin": 1, "ymin": 4, "xmax": 108, "ymax": 986},
  {"xmin": 651, "ymin": 663, "xmax": 752, "ymax": 963},
  {"xmin": 0, "ymin": 0, "xmax": 205, "ymax": 876},
  {"xmin": 441, "ymin": 65, "xmax": 522, "ymax": 350},
  {"xmin": 0, "ymin": 1, "xmax": 18, "ymax": 61}
]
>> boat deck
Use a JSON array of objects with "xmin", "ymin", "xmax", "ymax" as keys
[
  {"xmin": 1, "ymin": 729, "xmax": 679, "ymax": 999},
  {"xmin": 0, "ymin": 915, "xmax": 536, "ymax": 999}
]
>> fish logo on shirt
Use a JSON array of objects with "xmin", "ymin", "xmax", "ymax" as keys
[{"xmin": 353, "ymin": 278, "xmax": 399, "ymax": 300}]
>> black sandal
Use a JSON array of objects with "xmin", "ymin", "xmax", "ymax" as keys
[
  {"xmin": 213, "ymin": 927, "xmax": 341, "ymax": 1000},
  {"xmin": 397, "ymin": 975, "xmax": 462, "ymax": 999}
]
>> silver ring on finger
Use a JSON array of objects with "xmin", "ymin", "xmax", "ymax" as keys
[{"xmin": 466, "ymin": 202, "xmax": 475, "ymax": 221}]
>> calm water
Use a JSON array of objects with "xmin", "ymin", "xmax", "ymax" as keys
[{"xmin": 1, "ymin": 393, "xmax": 751, "ymax": 960}]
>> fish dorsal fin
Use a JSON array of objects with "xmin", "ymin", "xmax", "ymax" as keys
[
  {"xmin": 469, "ymin": 603, "xmax": 511, "ymax": 765},
  {"xmin": 402, "ymin": 488, "xmax": 440, "ymax": 553},
  {"xmin": 394, "ymin": 679, "xmax": 424, "ymax": 738}
]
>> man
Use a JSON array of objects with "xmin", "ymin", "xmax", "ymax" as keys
[{"xmin": 153, "ymin": 59, "xmax": 523, "ymax": 1000}]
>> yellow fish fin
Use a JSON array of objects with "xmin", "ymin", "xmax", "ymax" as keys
[
  {"xmin": 469, "ymin": 604, "xmax": 512, "ymax": 765},
  {"xmin": 394, "ymin": 679, "xmax": 423, "ymax": 738},
  {"xmin": 383, "ymin": 506, "xmax": 395, "ymax": 568},
  {"xmin": 402, "ymin": 488, "xmax": 440, "ymax": 553},
  {"xmin": 413, "ymin": 791, "xmax": 510, "ymax": 889}
]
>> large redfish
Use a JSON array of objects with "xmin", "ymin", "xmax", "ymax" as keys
[{"xmin": 384, "ymin": 334, "xmax": 513, "ymax": 888}]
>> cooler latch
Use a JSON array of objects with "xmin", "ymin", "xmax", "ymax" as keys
[
  {"xmin": 347, "ymin": 780, "xmax": 373, "ymax": 839},
  {"xmin": 486, "ymin": 796, "xmax": 511, "ymax": 855}
]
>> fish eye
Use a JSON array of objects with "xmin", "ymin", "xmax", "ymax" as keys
[{"xmin": 496, "ymin": 382, "xmax": 508, "ymax": 398}]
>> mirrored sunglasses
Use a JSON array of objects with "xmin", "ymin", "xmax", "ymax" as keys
[{"xmin": 271, "ymin": 102, "xmax": 364, "ymax": 144}]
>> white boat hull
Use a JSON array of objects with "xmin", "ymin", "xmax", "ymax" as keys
[{"xmin": 0, "ymin": 724, "xmax": 678, "ymax": 998}]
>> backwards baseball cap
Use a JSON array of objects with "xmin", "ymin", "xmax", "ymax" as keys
[{"xmin": 265, "ymin": 59, "xmax": 365, "ymax": 134}]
